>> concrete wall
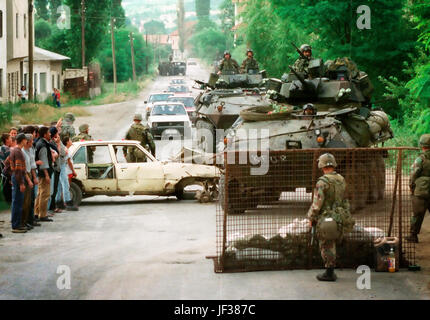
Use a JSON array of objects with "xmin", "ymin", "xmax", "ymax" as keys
[
  {"xmin": 0, "ymin": 1, "xmax": 7, "ymax": 103},
  {"xmin": 23, "ymin": 60, "xmax": 65, "ymax": 101},
  {"xmin": 64, "ymin": 67, "xmax": 88, "ymax": 82},
  {"xmin": 7, "ymin": 0, "xmax": 28, "ymax": 61}
]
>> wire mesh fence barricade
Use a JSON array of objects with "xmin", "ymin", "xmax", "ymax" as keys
[{"xmin": 214, "ymin": 147, "xmax": 419, "ymax": 273}]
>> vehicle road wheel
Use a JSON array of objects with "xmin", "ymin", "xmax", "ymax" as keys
[{"xmin": 69, "ymin": 181, "xmax": 83, "ymax": 207}]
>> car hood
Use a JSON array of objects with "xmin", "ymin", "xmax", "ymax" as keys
[
  {"xmin": 149, "ymin": 115, "xmax": 190, "ymax": 123},
  {"xmin": 162, "ymin": 162, "xmax": 221, "ymax": 180}
]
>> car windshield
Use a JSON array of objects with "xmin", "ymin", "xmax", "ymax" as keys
[
  {"xmin": 148, "ymin": 94, "xmax": 172, "ymax": 102},
  {"xmin": 152, "ymin": 104, "xmax": 187, "ymax": 116},
  {"xmin": 168, "ymin": 86, "xmax": 188, "ymax": 93},
  {"xmin": 167, "ymin": 97, "xmax": 194, "ymax": 108}
]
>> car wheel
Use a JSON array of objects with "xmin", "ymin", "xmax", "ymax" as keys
[
  {"xmin": 69, "ymin": 181, "xmax": 83, "ymax": 207},
  {"xmin": 175, "ymin": 186, "xmax": 185, "ymax": 200}
]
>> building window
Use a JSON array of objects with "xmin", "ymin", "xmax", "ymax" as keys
[
  {"xmin": 52, "ymin": 74, "xmax": 55, "ymax": 90},
  {"xmin": 16, "ymin": 13, "xmax": 18, "ymax": 38},
  {"xmin": 24, "ymin": 73, "xmax": 28, "ymax": 88},
  {"xmin": 57, "ymin": 74, "xmax": 60, "ymax": 89},
  {"xmin": 0, "ymin": 11, "xmax": 3, "ymax": 38},
  {"xmin": 24, "ymin": 14, "xmax": 26, "ymax": 38},
  {"xmin": 40, "ymin": 73, "xmax": 47, "ymax": 93}
]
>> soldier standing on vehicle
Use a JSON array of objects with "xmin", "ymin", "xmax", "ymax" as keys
[
  {"xmin": 407, "ymin": 134, "xmax": 430, "ymax": 243},
  {"xmin": 241, "ymin": 49, "xmax": 259, "ymax": 74},
  {"xmin": 124, "ymin": 114, "xmax": 155, "ymax": 162},
  {"xmin": 60, "ymin": 113, "xmax": 76, "ymax": 141},
  {"xmin": 217, "ymin": 51, "xmax": 240, "ymax": 75},
  {"xmin": 307, "ymin": 153, "xmax": 354, "ymax": 282},
  {"xmin": 293, "ymin": 44, "xmax": 312, "ymax": 75}
]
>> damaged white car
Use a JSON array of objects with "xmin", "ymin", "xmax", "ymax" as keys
[{"xmin": 68, "ymin": 140, "xmax": 220, "ymax": 206}]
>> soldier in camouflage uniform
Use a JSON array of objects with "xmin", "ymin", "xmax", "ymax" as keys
[
  {"xmin": 124, "ymin": 114, "xmax": 155, "ymax": 162},
  {"xmin": 292, "ymin": 44, "xmax": 312, "ymax": 75},
  {"xmin": 72, "ymin": 124, "xmax": 94, "ymax": 162},
  {"xmin": 60, "ymin": 113, "xmax": 76, "ymax": 141},
  {"xmin": 406, "ymin": 134, "xmax": 430, "ymax": 243},
  {"xmin": 240, "ymin": 49, "xmax": 259, "ymax": 74},
  {"xmin": 307, "ymin": 153, "xmax": 351, "ymax": 282},
  {"xmin": 217, "ymin": 51, "xmax": 240, "ymax": 75}
]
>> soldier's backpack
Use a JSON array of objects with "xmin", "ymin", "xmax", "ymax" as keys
[{"xmin": 414, "ymin": 153, "xmax": 430, "ymax": 198}]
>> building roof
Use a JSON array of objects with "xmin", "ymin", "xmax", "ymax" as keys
[
  {"xmin": 145, "ymin": 34, "xmax": 170, "ymax": 45},
  {"xmin": 24, "ymin": 47, "xmax": 70, "ymax": 62}
]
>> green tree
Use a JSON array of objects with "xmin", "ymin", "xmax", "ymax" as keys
[
  {"xmin": 143, "ymin": 20, "xmax": 166, "ymax": 34},
  {"xmin": 35, "ymin": 0, "xmax": 49, "ymax": 20},
  {"xmin": 35, "ymin": 19, "xmax": 52, "ymax": 43},
  {"xmin": 196, "ymin": 0, "xmax": 210, "ymax": 18}
]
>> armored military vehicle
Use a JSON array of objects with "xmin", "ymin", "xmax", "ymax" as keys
[
  {"xmin": 158, "ymin": 61, "xmax": 187, "ymax": 76},
  {"xmin": 194, "ymin": 71, "xmax": 268, "ymax": 152},
  {"xmin": 220, "ymin": 57, "xmax": 394, "ymax": 214}
]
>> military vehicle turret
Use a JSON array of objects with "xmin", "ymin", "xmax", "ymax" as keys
[
  {"xmin": 220, "ymin": 57, "xmax": 394, "ymax": 214},
  {"xmin": 194, "ymin": 70, "xmax": 268, "ymax": 151}
]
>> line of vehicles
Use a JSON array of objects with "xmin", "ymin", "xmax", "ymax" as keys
[{"xmin": 144, "ymin": 77, "xmax": 197, "ymax": 140}]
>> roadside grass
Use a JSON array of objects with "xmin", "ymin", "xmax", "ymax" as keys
[
  {"xmin": 62, "ymin": 75, "xmax": 155, "ymax": 107},
  {"xmin": 0, "ymin": 102, "xmax": 90, "ymax": 133}
]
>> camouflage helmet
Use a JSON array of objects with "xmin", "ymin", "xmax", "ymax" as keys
[
  {"xmin": 246, "ymin": 48, "xmax": 254, "ymax": 54},
  {"xmin": 318, "ymin": 153, "xmax": 337, "ymax": 169},
  {"xmin": 79, "ymin": 124, "xmax": 89, "ymax": 133},
  {"xmin": 224, "ymin": 50, "xmax": 231, "ymax": 56},
  {"xmin": 134, "ymin": 113, "xmax": 143, "ymax": 121},
  {"xmin": 300, "ymin": 44, "xmax": 312, "ymax": 52},
  {"xmin": 64, "ymin": 113, "xmax": 75, "ymax": 122},
  {"xmin": 419, "ymin": 134, "xmax": 430, "ymax": 147}
]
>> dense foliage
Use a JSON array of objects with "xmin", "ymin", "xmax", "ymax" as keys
[{"xmin": 34, "ymin": 0, "xmax": 153, "ymax": 82}]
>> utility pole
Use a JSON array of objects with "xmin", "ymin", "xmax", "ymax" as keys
[
  {"xmin": 145, "ymin": 32, "xmax": 148, "ymax": 74},
  {"xmin": 81, "ymin": 0, "xmax": 86, "ymax": 67},
  {"xmin": 130, "ymin": 32, "xmax": 137, "ymax": 81},
  {"xmin": 28, "ymin": 0, "xmax": 34, "ymax": 100},
  {"xmin": 111, "ymin": 18, "xmax": 117, "ymax": 94}
]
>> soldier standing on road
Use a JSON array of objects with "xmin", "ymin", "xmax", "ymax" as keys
[
  {"xmin": 72, "ymin": 124, "xmax": 93, "ymax": 162},
  {"xmin": 407, "ymin": 134, "xmax": 430, "ymax": 243},
  {"xmin": 60, "ymin": 113, "xmax": 76, "ymax": 141},
  {"xmin": 124, "ymin": 114, "xmax": 155, "ymax": 162},
  {"xmin": 307, "ymin": 153, "xmax": 354, "ymax": 282},
  {"xmin": 293, "ymin": 44, "xmax": 312, "ymax": 75},
  {"xmin": 217, "ymin": 51, "xmax": 240, "ymax": 75},
  {"xmin": 241, "ymin": 49, "xmax": 259, "ymax": 74}
]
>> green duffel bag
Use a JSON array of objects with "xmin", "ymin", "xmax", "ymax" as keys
[{"xmin": 414, "ymin": 176, "xmax": 430, "ymax": 198}]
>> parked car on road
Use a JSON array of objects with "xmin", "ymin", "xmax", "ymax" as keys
[
  {"xmin": 167, "ymin": 85, "xmax": 190, "ymax": 93},
  {"xmin": 170, "ymin": 78, "xmax": 186, "ymax": 85},
  {"xmin": 147, "ymin": 102, "xmax": 192, "ymax": 139},
  {"xmin": 167, "ymin": 94, "xmax": 197, "ymax": 124},
  {"xmin": 144, "ymin": 92, "xmax": 173, "ymax": 118},
  {"xmin": 68, "ymin": 140, "xmax": 220, "ymax": 205}
]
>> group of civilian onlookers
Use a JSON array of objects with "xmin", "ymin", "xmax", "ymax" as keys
[
  {"xmin": 0, "ymin": 120, "xmax": 78, "ymax": 236},
  {"xmin": 17, "ymin": 85, "xmax": 61, "ymax": 107}
]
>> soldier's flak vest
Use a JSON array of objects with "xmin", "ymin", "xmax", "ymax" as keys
[
  {"xmin": 318, "ymin": 173, "xmax": 346, "ymax": 212},
  {"xmin": 128, "ymin": 123, "xmax": 146, "ymax": 142},
  {"xmin": 413, "ymin": 151, "xmax": 430, "ymax": 198}
]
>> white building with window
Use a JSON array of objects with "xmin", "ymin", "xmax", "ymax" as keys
[
  {"xmin": 23, "ymin": 47, "xmax": 70, "ymax": 101},
  {"xmin": 6, "ymin": 0, "xmax": 29, "ymax": 103},
  {"xmin": 0, "ymin": 1, "xmax": 8, "ymax": 103}
]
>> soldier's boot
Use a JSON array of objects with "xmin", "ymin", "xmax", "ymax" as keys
[
  {"xmin": 316, "ymin": 268, "xmax": 337, "ymax": 282},
  {"xmin": 405, "ymin": 233, "xmax": 419, "ymax": 243},
  {"xmin": 66, "ymin": 200, "xmax": 79, "ymax": 212}
]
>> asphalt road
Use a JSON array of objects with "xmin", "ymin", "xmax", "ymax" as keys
[{"xmin": 0, "ymin": 61, "xmax": 429, "ymax": 300}]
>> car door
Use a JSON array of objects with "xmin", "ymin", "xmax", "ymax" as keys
[
  {"xmin": 72, "ymin": 144, "xmax": 117, "ymax": 194},
  {"xmin": 111, "ymin": 144, "xmax": 165, "ymax": 194}
]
